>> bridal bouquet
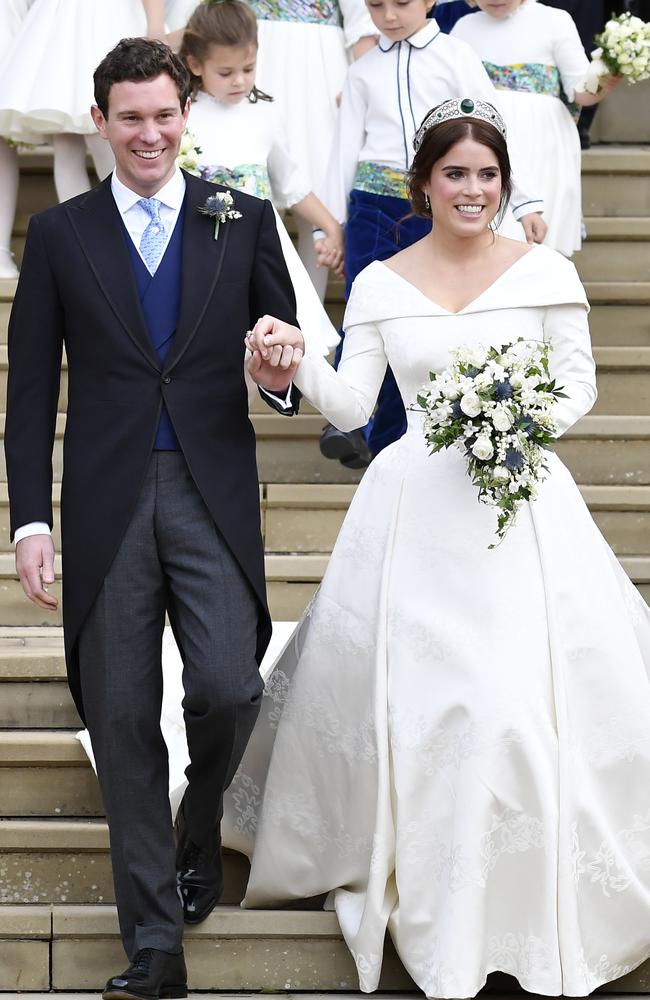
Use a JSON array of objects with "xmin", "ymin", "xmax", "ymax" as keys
[
  {"xmin": 584, "ymin": 12, "xmax": 650, "ymax": 93},
  {"xmin": 417, "ymin": 339, "xmax": 566, "ymax": 545}
]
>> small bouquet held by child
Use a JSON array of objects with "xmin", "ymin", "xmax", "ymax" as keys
[
  {"xmin": 584, "ymin": 12, "xmax": 650, "ymax": 94},
  {"xmin": 417, "ymin": 340, "xmax": 567, "ymax": 546}
]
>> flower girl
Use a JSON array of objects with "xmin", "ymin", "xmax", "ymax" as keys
[
  {"xmin": 0, "ymin": 0, "xmax": 166, "ymax": 277},
  {"xmin": 180, "ymin": 0, "xmax": 342, "ymax": 353},
  {"xmin": 168, "ymin": 0, "xmax": 377, "ymax": 299},
  {"xmin": 452, "ymin": 0, "xmax": 621, "ymax": 255}
]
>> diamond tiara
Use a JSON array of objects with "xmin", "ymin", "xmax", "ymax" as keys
[{"xmin": 413, "ymin": 98, "xmax": 507, "ymax": 153}]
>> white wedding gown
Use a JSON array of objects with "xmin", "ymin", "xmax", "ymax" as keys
[{"xmin": 222, "ymin": 244, "xmax": 650, "ymax": 997}]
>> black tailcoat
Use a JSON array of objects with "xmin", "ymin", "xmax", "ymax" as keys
[{"xmin": 5, "ymin": 172, "xmax": 299, "ymax": 720}]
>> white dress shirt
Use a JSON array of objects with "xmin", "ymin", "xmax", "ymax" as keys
[
  {"xmin": 319, "ymin": 19, "xmax": 544, "ymax": 226},
  {"xmin": 14, "ymin": 168, "xmax": 187, "ymax": 543},
  {"xmin": 111, "ymin": 166, "xmax": 186, "ymax": 273}
]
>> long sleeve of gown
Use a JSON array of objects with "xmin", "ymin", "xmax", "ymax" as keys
[
  {"xmin": 293, "ymin": 317, "xmax": 387, "ymax": 430},
  {"xmin": 543, "ymin": 301, "xmax": 597, "ymax": 437}
]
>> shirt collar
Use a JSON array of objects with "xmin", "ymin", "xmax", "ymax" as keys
[
  {"xmin": 378, "ymin": 18, "xmax": 440, "ymax": 52},
  {"xmin": 111, "ymin": 165, "xmax": 186, "ymax": 215}
]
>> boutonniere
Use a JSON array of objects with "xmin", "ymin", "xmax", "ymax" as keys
[{"xmin": 198, "ymin": 191, "xmax": 243, "ymax": 240}]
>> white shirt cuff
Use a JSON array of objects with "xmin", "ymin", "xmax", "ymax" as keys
[
  {"xmin": 260, "ymin": 384, "xmax": 294, "ymax": 410},
  {"xmin": 512, "ymin": 199, "xmax": 544, "ymax": 222},
  {"xmin": 14, "ymin": 522, "xmax": 51, "ymax": 544}
]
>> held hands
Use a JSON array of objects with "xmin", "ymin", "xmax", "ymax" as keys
[
  {"xmin": 520, "ymin": 212, "xmax": 548, "ymax": 245},
  {"xmin": 16, "ymin": 534, "xmax": 58, "ymax": 612},
  {"xmin": 315, "ymin": 225, "xmax": 344, "ymax": 277},
  {"xmin": 245, "ymin": 316, "xmax": 306, "ymax": 392}
]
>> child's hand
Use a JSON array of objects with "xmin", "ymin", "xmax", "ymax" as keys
[
  {"xmin": 599, "ymin": 73, "xmax": 623, "ymax": 94},
  {"xmin": 520, "ymin": 212, "xmax": 547, "ymax": 245},
  {"xmin": 315, "ymin": 227, "xmax": 344, "ymax": 277}
]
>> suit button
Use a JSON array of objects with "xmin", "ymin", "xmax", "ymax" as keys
[{"xmin": 162, "ymin": 376, "xmax": 171, "ymax": 384}]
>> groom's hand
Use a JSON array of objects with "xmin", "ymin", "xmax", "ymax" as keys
[
  {"xmin": 245, "ymin": 315, "xmax": 306, "ymax": 393},
  {"xmin": 16, "ymin": 534, "xmax": 58, "ymax": 611}
]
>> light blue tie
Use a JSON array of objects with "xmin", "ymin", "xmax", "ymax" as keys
[{"xmin": 138, "ymin": 197, "xmax": 167, "ymax": 273}]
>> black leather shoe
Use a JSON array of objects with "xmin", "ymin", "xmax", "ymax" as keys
[
  {"xmin": 103, "ymin": 947, "xmax": 187, "ymax": 1000},
  {"xmin": 175, "ymin": 799, "xmax": 224, "ymax": 924},
  {"xmin": 319, "ymin": 423, "xmax": 371, "ymax": 469}
]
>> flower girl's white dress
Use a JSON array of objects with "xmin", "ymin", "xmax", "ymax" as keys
[
  {"xmin": 0, "ymin": 0, "xmax": 32, "ymax": 60},
  {"xmin": 452, "ymin": 1, "xmax": 589, "ymax": 256},
  {"xmin": 188, "ymin": 91, "xmax": 339, "ymax": 353},
  {"xmin": 223, "ymin": 244, "xmax": 650, "ymax": 997},
  {"xmin": 166, "ymin": 0, "xmax": 376, "ymax": 193},
  {"xmin": 0, "ymin": 0, "xmax": 148, "ymax": 141}
]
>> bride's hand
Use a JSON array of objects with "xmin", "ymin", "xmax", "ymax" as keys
[{"xmin": 245, "ymin": 315, "xmax": 306, "ymax": 391}]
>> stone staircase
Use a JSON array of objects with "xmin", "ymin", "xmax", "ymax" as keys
[{"xmin": 1, "ymin": 144, "xmax": 650, "ymax": 990}]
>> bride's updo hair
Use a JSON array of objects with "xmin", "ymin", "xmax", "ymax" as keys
[{"xmin": 409, "ymin": 118, "xmax": 513, "ymax": 224}]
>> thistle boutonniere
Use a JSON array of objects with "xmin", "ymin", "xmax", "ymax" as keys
[{"xmin": 198, "ymin": 191, "xmax": 243, "ymax": 240}]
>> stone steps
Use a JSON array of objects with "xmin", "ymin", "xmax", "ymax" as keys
[
  {"xmin": 0, "ymin": 818, "xmax": 249, "ymax": 906},
  {"xmin": 1, "ymin": 901, "xmax": 648, "ymax": 993},
  {"xmin": 0, "ymin": 904, "xmax": 413, "ymax": 992}
]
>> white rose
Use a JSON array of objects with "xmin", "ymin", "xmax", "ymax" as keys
[
  {"xmin": 460, "ymin": 391, "xmax": 482, "ymax": 418},
  {"xmin": 493, "ymin": 465, "xmax": 510, "ymax": 482},
  {"xmin": 509, "ymin": 372, "xmax": 524, "ymax": 389},
  {"xmin": 441, "ymin": 381, "xmax": 460, "ymax": 400},
  {"xmin": 492, "ymin": 408, "xmax": 514, "ymax": 432},
  {"xmin": 474, "ymin": 371, "xmax": 493, "ymax": 390},
  {"xmin": 469, "ymin": 348, "xmax": 488, "ymax": 368},
  {"xmin": 471, "ymin": 435, "xmax": 494, "ymax": 461}
]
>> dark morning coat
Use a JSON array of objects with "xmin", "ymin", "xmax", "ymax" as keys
[{"xmin": 5, "ymin": 171, "xmax": 299, "ymax": 721}]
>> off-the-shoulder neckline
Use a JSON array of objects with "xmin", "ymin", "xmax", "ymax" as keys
[{"xmin": 378, "ymin": 244, "xmax": 539, "ymax": 315}]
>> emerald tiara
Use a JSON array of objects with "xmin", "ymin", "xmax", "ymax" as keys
[{"xmin": 413, "ymin": 98, "xmax": 507, "ymax": 153}]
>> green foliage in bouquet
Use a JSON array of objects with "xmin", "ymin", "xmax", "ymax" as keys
[{"xmin": 417, "ymin": 339, "xmax": 567, "ymax": 546}]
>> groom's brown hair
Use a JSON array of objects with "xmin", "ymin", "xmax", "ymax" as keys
[{"xmin": 93, "ymin": 38, "xmax": 191, "ymax": 118}]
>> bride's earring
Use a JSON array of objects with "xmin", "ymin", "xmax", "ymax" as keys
[{"xmin": 424, "ymin": 191, "xmax": 431, "ymax": 215}]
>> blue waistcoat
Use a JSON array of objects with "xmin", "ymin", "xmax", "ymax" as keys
[{"xmin": 123, "ymin": 205, "xmax": 185, "ymax": 450}]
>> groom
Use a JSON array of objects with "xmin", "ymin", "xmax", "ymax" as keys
[{"xmin": 5, "ymin": 38, "xmax": 300, "ymax": 999}]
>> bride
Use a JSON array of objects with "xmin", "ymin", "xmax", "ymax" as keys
[{"xmin": 238, "ymin": 96, "xmax": 650, "ymax": 999}]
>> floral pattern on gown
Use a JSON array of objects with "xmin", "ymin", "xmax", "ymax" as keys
[{"xmin": 221, "ymin": 245, "xmax": 650, "ymax": 998}]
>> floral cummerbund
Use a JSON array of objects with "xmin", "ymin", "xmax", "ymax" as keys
[
  {"xmin": 200, "ymin": 163, "xmax": 272, "ymax": 201},
  {"xmin": 483, "ymin": 61, "xmax": 562, "ymax": 97},
  {"xmin": 248, "ymin": 0, "xmax": 342, "ymax": 26},
  {"xmin": 353, "ymin": 161, "xmax": 410, "ymax": 201}
]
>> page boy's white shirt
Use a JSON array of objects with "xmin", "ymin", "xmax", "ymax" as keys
[{"xmin": 319, "ymin": 19, "xmax": 544, "ymax": 226}]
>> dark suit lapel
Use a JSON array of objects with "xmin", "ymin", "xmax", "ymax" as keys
[
  {"xmin": 66, "ymin": 179, "xmax": 160, "ymax": 370},
  {"xmin": 165, "ymin": 173, "xmax": 232, "ymax": 373}
]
